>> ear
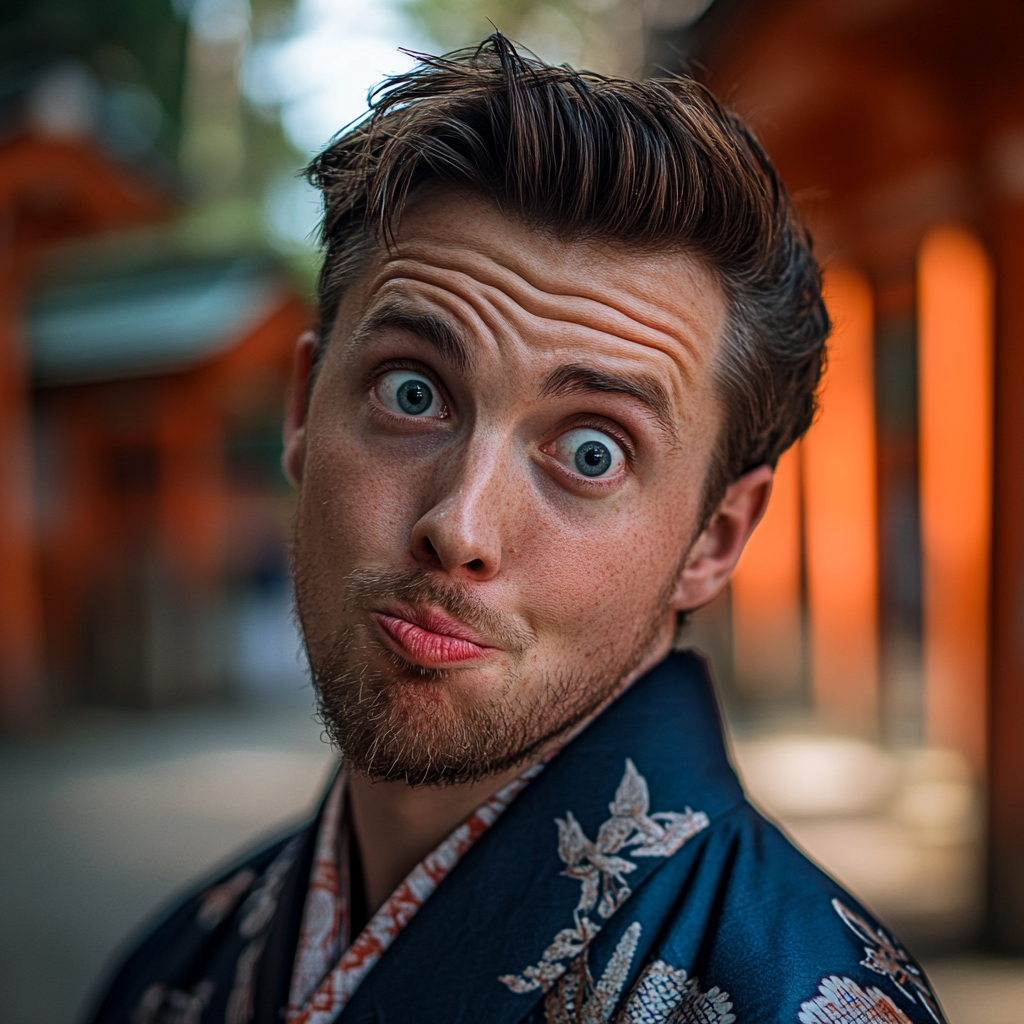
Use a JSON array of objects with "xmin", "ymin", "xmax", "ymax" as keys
[
  {"xmin": 671, "ymin": 464, "xmax": 774, "ymax": 612},
  {"xmin": 282, "ymin": 330, "xmax": 319, "ymax": 488}
]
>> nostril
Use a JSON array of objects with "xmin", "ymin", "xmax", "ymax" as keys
[
  {"xmin": 467, "ymin": 558, "xmax": 484, "ymax": 572},
  {"xmin": 422, "ymin": 537, "xmax": 437, "ymax": 557}
]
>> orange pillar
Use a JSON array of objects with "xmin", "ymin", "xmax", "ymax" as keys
[
  {"xmin": 731, "ymin": 444, "xmax": 803, "ymax": 698},
  {"xmin": 158, "ymin": 380, "xmax": 227, "ymax": 589},
  {"xmin": 0, "ymin": 258, "xmax": 45, "ymax": 726},
  {"xmin": 917, "ymin": 226, "xmax": 993, "ymax": 772},
  {"xmin": 803, "ymin": 264, "xmax": 879, "ymax": 729}
]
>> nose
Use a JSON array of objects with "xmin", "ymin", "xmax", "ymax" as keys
[{"xmin": 410, "ymin": 440, "xmax": 512, "ymax": 582}]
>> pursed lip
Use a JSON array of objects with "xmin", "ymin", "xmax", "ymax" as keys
[{"xmin": 371, "ymin": 603, "xmax": 499, "ymax": 667}]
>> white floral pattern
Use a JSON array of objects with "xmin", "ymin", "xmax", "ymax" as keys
[
  {"xmin": 500, "ymin": 759, "xmax": 709, "ymax": 996},
  {"xmin": 196, "ymin": 869, "xmax": 257, "ymax": 931},
  {"xmin": 613, "ymin": 960, "xmax": 735, "ymax": 1024},
  {"xmin": 223, "ymin": 836, "xmax": 302, "ymax": 1024},
  {"xmin": 545, "ymin": 922, "xmax": 643, "ymax": 1024},
  {"xmin": 831, "ymin": 900, "xmax": 942, "ymax": 1023},
  {"xmin": 237, "ymin": 837, "xmax": 302, "ymax": 940},
  {"xmin": 130, "ymin": 980, "xmax": 215, "ymax": 1024},
  {"xmin": 799, "ymin": 976, "xmax": 913, "ymax": 1023},
  {"xmin": 132, "ymin": 838, "xmax": 300, "ymax": 1024}
]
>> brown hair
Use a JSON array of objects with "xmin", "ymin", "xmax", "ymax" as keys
[{"xmin": 306, "ymin": 33, "xmax": 829, "ymax": 523}]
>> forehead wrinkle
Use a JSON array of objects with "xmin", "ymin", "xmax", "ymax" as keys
[
  {"xmin": 383, "ymin": 245, "xmax": 711, "ymax": 383},
  {"xmin": 477, "ymin": 288, "xmax": 701, "ymax": 428},
  {"xmin": 540, "ymin": 363, "xmax": 679, "ymax": 443},
  {"xmin": 405, "ymin": 265, "xmax": 703, "ymax": 408},
  {"xmin": 499, "ymin": 280, "xmax": 704, "ymax": 374}
]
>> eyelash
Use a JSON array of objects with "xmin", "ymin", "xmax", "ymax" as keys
[
  {"xmin": 561, "ymin": 418, "xmax": 637, "ymax": 467},
  {"xmin": 367, "ymin": 359, "xmax": 450, "ymax": 411}
]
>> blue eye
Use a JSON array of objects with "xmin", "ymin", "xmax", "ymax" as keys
[
  {"xmin": 377, "ymin": 371, "xmax": 445, "ymax": 418},
  {"xmin": 576, "ymin": 439, "xmax": 611, "ymax": 476},
  {"xmin": 553, "ymin": 428, "xmax": 625, "ymax": 479},
  {"xmin": 398, "ymin": 378, "xmax": 431, "ymax": 414}
]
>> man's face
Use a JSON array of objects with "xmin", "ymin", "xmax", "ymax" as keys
[{"xmin": 288, "ymin": 190, "xmax": 729, "ymax": 785}]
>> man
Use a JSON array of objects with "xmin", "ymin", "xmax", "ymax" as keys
[{"xmin": 87, "ymin": 35, "xmax": 946, "ymax": 1024}]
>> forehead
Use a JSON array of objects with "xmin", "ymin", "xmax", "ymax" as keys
[{"xmin": 333, "ymin": 190, "xmax": 726, "ymax": 407}]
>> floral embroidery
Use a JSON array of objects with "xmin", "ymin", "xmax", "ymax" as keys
[
  {"xmin": 799, "ymin": 976, "xmax": 913, "ymax": 1024},
  {"xmin": 225, "ymin": 938, "xmax": 267, "ymax": 1024},
  {"xmin": 286, "ymin": 761, "xmax": 545, "ymax": 1024},
  {"xmin": 501, "ymin": 759, "xmax": 709, "ymax": 995},
  {"xmin": 132, "ymin": 838, "xmax": 300, "ymax": 1024},
  {"xmin": 130, "ymin": 980, "xmax": 215, "ymax": 1024},
  {"xmin": 223, "ymin": 837, "xmax": 302, "ymax": 1024},
  {"xmin": 831, "ymin": 900, "xmax": 942, "ymax": 1022},
  {"xmin": 611, "ymin": 959, "xmax": 735, "ymax": 1024},
  {"xmin": 237, "ymin": 836, "xmax": 301, "ymax": 939},
  {"xmin": 545, "ymin": 922, "xmax": 643, "ymax": 1024},
  {"xmin": 196, "ymin": 869, "xmax": 257, "ymax": 931}
]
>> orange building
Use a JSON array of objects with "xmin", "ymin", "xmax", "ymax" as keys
[
  {"xmin": 662, "ymin": 0, "xmax": 1024, "ymax": 950},
  {"xmin": 0, "ymin": 135, "xmax": 309, "ymax": 719},
  {"xmin": 0, "ymin": 136, "xmax": 161, "ymax": 726}
]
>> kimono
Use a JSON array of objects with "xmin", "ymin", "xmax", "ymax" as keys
[{"xmin": 85, "ymin": 651, "xmax": 947, "ymax": 1024}]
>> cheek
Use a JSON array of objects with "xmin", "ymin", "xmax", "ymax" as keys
[
  {"xmin": 518, "ymin": 489, "xmax": 695, "ymax": 649},
  {"xmin": 298, "ymin": 423, "xmax": 424, "ymax": 564}
]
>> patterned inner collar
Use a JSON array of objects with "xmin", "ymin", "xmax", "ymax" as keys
[{"xmin": 285, "ymin": 758, "xmax": 549, "ymax": 1024}]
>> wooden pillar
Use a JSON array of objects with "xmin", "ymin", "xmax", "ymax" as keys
[
  {"xmin": 989, "ymin": 199, "xmax": 1024, "ymax": 951},
  {"xmin": 0, "ymin": 257, "xmax": 45, "ymax": 727},
  {"xmin": 731, "ymin": 444, "xmax": 803, "ymax": 698},
  {"xmin": 803, "ymin": 264, "xmax": 879, "ymax": 729},
  {"xmin": 158, "ymin": 378, "xmax": 227, "ymax": 589},
  {"xmin": 917, "ymin": 226, "xmax": 993, "ymax": 773}
]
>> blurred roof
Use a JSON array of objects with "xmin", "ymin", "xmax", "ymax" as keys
[{"xmin": 29, "ymin": 258, "xmax": 288, "ymax": 386}]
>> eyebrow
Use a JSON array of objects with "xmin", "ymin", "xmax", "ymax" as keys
[
  {"xmin": 350, "ymin": 301, "xmax": 472, "ymax": 374},
  {"xmin": 540, "ymin": 363, "xmax": 677, "ymax": 441}
]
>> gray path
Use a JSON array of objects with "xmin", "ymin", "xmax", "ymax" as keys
[{"xmin": 0, "ymin": 686, "xmax": 335, "ymax": 1024}]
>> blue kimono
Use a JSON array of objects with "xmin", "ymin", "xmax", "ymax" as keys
[{"xmin": 85, "ymin": 651, "xmax": 946, "ymax": 1024}]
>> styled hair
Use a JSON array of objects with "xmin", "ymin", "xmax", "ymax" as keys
[{"xmin": 306, "ymin": 33, "xmax": 829, "ymax": 523}]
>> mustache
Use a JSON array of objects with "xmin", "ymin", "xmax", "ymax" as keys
[{"xmin": 344, "ymin": 567, "xmax": 535, "ymax": 658}]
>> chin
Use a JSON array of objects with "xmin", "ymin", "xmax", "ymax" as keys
[
  {"xmin": 314, "ymin": 651, "xmax": 552, "ymax": 787},
  {"xmin": 377, "ymin": 671, "xmax": 464, "ymax": 720},
  {"xmin": 326, "ymin": 695, "xmax": 532, "ymax": 787}
]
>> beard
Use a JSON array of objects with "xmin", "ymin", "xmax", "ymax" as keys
[{"xmin": 293, "ymin": 562, "xmax": 673, "ymax": 787}]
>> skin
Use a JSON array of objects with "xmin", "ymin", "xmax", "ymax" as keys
[{"xmin": 283, "ymin": 188, "xmax": 773, "ymax": 914}]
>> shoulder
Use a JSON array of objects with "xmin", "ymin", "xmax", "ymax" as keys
[
  {"xmin": 83, "ymin": 821, "xmax": 315, "ymax": 1024},
  {"xmin": 634, "ymin": 802, "xmax": 947, "ymax": 1023}
]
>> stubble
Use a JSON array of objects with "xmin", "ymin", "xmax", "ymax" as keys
[{"xmin": 293, "ymin": 558, "xmax": 676, "ymax": 787}]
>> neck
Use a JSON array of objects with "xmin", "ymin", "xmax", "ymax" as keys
[
  {"xmin": 347, "ymin": 763, "xmax": 527, "ymax": 914},
  {"xmin": 347, "ymin": 631, "xmax": 674, "ymax": 916}
]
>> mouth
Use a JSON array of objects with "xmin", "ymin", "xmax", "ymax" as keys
[{"xmin": 371, "ymin": 603, "xmax": 499, "ymax": 668}]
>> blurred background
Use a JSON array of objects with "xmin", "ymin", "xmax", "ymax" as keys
[{"xmin": 1, "ymin": 0, "xmax": 1023, "ymax": 1021}]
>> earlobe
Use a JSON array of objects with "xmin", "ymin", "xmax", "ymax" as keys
[
  {"xmin": 671, "ymin": 464, "xmax": 774, "ymax": 612},
  {"xmin": 282, "ymin": 330, "xmax": 319, "ymax": 488}
]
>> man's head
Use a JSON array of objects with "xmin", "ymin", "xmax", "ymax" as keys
[{"xmin": 284, "ymin": 35, "xmax": 829, "ymax": 786}]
